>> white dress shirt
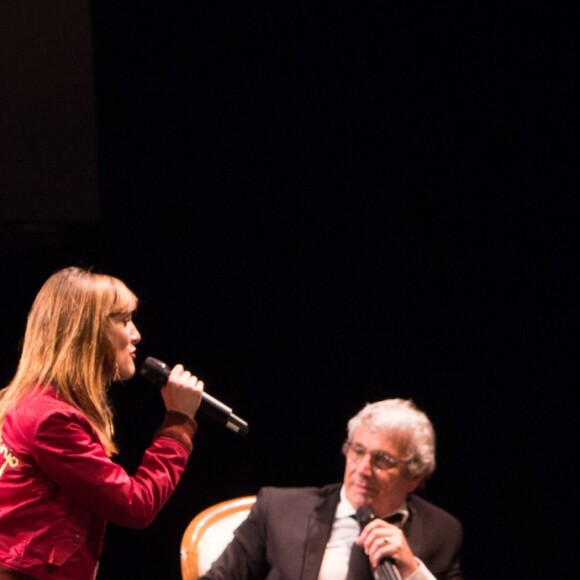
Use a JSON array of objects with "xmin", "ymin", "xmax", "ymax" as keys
[{"xmin": 317, "ymin": 486, "xmax": 436, "ymax": 580}]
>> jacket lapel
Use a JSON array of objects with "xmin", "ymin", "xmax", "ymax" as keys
[
  {"xmin": 300, "ymin": 484, "xmax": 341, "ymax": 580},
  {"xmin": 403, "ymin": 494, "xmax": 423, "ymax": 557}
]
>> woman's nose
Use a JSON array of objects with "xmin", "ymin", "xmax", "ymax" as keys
[{"xmin": 131, "ymin": 323, "xmax": 141, "ymax": 343}]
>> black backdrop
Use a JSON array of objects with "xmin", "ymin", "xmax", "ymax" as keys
[{"xmin": 0, "ymin": 2, "xmax": 575, "ymax": 578}]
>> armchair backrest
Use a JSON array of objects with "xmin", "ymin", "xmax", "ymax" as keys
[{"xmin": 180, "ymin": 495, "xmax": 256, "ymax": 580}]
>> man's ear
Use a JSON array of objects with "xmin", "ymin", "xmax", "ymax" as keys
[{"xmin": 407, "ymin": 472, "xmax": 427, "ymax": 493}]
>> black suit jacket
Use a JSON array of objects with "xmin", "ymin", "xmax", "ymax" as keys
[{"xmin": 201, "ymin": 483, "xmax": 463, "ymax": 580}]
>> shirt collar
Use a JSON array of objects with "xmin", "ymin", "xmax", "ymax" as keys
[{"xmin": 337, "ymin": 485, "xmax": 410, "ymax": 526}]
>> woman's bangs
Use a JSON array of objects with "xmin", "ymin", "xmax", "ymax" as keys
[{"xmin": 107, "ymin": 277, "xmax": 138, "ymax": 315}]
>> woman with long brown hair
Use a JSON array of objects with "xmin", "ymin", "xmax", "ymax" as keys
[{"xmin": 0, "ymin": 267, "xmax": 204, "ymax": 579}]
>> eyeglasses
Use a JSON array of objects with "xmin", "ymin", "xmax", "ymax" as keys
[{"xmin": 342, "ymin": 441, "xmax": 410, "ymax": 472}]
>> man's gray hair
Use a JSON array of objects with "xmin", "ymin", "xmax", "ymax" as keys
[{"xmin": 346, "ymin": 398, "xmax": 436, "ymax": 477}]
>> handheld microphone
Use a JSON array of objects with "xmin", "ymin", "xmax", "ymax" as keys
[
  {"xmin": 356, "ymin": 505, "xmax": 400, "ymax": 580},
  {"xmin": 139, "ymin": 357, "xmax": 249, "ymax": 437}
]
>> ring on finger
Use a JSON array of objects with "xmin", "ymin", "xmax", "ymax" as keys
[{"xmin": 383, "ymin": 537, "xmax": 390, "ymax": 544}]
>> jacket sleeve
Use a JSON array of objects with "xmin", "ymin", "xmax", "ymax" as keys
[
  {"xmin": 201, "ymin": 488, "xmax": 271, "ymax": 580},
  {"xmin": 32, "ymin": 408, "xmax": 196, "ymax": 528}
]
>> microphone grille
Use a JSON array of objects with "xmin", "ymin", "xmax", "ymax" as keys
[
  {"xmin": 355, "ymin": 505, "xmax": 377, "ymax": 528},
  {"xmin": 139, "ymin": 357, "xmax": 170, "ymax": 387}
]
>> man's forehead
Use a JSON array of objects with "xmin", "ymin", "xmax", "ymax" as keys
[{"xmin": 352, "ymin": 425, "xmax": 404, "ymax": 453}]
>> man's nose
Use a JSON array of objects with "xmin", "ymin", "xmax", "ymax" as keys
[{"xmin": 356, "ymin": 453, "xmax": 374, "ymax": 475}]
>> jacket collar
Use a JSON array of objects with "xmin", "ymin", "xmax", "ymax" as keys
[
  {"xmin": 300, "ymin": 483, "xmax": 342, "ymax": 580},
  {"xmin": 402, "ymin": 493, "xmax": 423, "ymax": 555}
]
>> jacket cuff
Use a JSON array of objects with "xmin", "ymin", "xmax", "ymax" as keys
[{"xmin": 153, "ymin": 411, "xmax": 198, "ymax": 452}]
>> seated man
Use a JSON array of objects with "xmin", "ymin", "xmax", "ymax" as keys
[{"xmin": 201, "ymin": 398, "xmax": 463, "ymax": 579}]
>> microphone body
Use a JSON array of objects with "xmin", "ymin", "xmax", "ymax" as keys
[
  {"xmin": 140, "ymin": 357, "xmax": 249, "ymax": 436},
  {"xmin": 356, "ymin": 505, "xmax": 400, "ymax": 580}
]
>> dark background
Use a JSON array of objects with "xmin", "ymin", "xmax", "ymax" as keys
[{"xmin": 1, "ymin": 2, "xmax": 575, "ymax": 578}]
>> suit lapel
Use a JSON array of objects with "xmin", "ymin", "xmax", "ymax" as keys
[
  {"xmin": 300, "ymin": 484, "xmax": 341, "ymax": 580},
  {"xmin": 404, "ymin": 494, "xmax": 424, "ymax": 557}
]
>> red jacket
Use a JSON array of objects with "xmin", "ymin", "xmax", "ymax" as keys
[{"xmin": 0, "ymin": 387, "xmax": 196, "ymax": 579}]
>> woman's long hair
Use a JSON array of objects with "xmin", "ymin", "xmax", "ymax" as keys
[{"xmin": 0, "ymin": 267, "xmax": 138, "ymax": 455}]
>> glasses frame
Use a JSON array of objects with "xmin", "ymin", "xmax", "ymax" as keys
[{"xmin": 342, "ymin": 441, "xmax": 411, "ymax": 472}]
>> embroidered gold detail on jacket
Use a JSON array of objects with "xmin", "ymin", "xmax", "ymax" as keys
[{"xmin": 0, "ymin": 437, "xmax": 20, "ymax": 477}]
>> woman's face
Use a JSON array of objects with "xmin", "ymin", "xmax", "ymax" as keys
[{"xmin": 106, "ymin": 309, "xmax": 141, "ymax": 381}]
